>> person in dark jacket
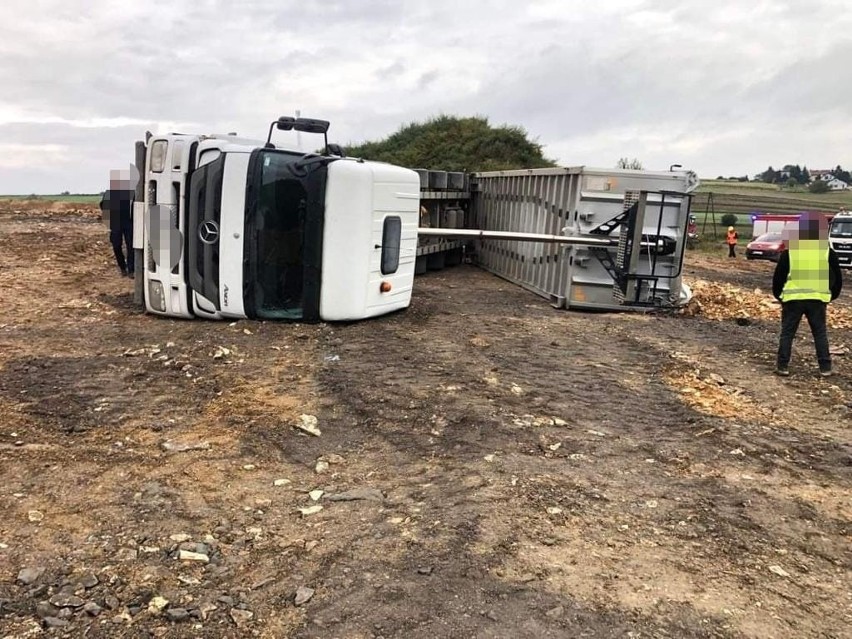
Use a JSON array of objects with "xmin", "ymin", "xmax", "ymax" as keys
[
  {"xmin": 99, "ymin": 174, "xmax": 135, "ymax": 277},
  {"xmin": 772, "ymin": 212, "xmax": 842, "ymax": 376}
]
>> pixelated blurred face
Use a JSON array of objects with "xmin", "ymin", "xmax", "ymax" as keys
[
  {"xmin": 109, "ymin": 165, "xmax": 141, "ymax": 192},
  {"xmin": 811, "ymin": 215, "xmax": 828, "ymax": 242},
  {"xmin": 798, "ymin": 216, "xmax": 829, "ymax": 242}
]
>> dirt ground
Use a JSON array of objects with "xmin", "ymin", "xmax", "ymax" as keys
[{"xmin": 0, "ymin": 203, "xmax": 849, "ymax": 639}]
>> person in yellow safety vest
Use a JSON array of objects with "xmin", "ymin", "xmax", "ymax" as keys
[
  {"xmin": 725, "ymin": 226, "xmax": 738, "ymax": 258},
  {"xmin": 772, "ymin": 212, "xmax": 842, "ymax": 377}
]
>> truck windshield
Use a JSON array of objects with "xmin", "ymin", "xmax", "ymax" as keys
[
  {"xmin": 245, "ymin": 150, "xmax": 328, "ymax": 321},
  {"xmin": 830, "ymin": 220, "xmax": 852, "ymax": 237}
]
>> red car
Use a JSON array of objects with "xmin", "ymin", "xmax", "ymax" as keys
[{"xmin": 745, "ymin": 232, "xmax": 786, "ymax": 262}]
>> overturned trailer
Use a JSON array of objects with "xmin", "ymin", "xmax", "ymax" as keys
[
  {"xmin": 126, "ymin": 117, "xmax": 697, "ymax": 322},
  {"xmin": 416, "ymin": 167, "xmax": 699, "ymax": 311}
]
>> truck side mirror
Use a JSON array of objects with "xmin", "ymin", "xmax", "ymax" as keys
[
  {"xmin": 266, "ymin": 116, "xmax": 296, "ymax": 146},
  {"xmin": 266, "ymin": 115, "xmax": 332, "ymax": 151},
  {"xmin": 293, "ymin": 118, "xmax": 330, "ymax": 134},
  {"xmin": 276, "ymin": 116, "xmax": 296, "ymax": 131}
]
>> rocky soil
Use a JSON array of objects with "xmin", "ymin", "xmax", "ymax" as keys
[{"xmin": 0, "ymin": 204, "xmax": 849, "ymax": 638}]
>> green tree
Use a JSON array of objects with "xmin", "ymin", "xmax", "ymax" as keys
[
  {"xmin": 786, "ymin": 177, "xmax": 798, "ymax": 190},
  {"xmin": 809, "ymin": 180, "xmax": 829, "ymax": 194},
  {"xmin": 760, "ymin": 166, "xmax": 778, "ymax": 183},
  {"xmin": 345, "ymin": 115, "xmax": 556, "ymax": 172},
  {"xmin": 616, "ymin": 157, "xmax": 644, "ymax": 170},
  {"xmin": 794, "ymin": 165, "xmax": 804, "ymax": 183},
  {"xmin": 720, "ymin": 213, "xmax": 738, "ymax": 227},
  {"xmin": 802, "ymin": 166, "xmax": 810, "ymax": 183}
]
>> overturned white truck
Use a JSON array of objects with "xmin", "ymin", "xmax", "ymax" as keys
[{"xmin": 131, "ymin": 117, "xmax": 698, "ymax": 322}]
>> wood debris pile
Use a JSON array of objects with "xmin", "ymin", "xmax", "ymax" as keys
[
  {"xmin": 683, "ymin": 279, "xmax": 852, "ymax": 329},
  {"xmin": 682, "ymin": 279, "xmax": 780, "ymax": 322},
  {"xmin": 663, "ymin": 367, "xmax": 778, "ymax": 424},
  {"xmin": 828, "ymin": 307, "xmax": 852, "ymax": 330}
]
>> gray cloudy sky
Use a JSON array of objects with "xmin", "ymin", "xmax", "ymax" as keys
[{"xmin": 1, "ymin": 0, "xmax": 851, "ymax": 193}]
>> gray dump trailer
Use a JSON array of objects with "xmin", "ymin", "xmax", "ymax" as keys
[{"xmin": 415, "ymin": 166, "xmax": 699, "ymax": 311}]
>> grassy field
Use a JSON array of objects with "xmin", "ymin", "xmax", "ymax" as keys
[
  {"xmin": 691, "ymin": 179, "xmax": 851, "ymax": 239},
  {"xmin": 694, "ymin": 179, "xmax": 852, "ymax": 219},
  {"xmin": 0, "ymin": 194, "xmax": 101, "ymax": 204},
  {"xmin": 698, "ymin": 178, "xmax": 852, "ymax": 200}
]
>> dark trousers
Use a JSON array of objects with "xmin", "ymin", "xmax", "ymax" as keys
[
  {"xmin": 777, "ymin": 300, "xmax": 831, "ymax": 371},
  {"xmin": 727, "ymin": 243, "xmax": 736, "ymax": 258},
  {"xmin": 110, "ymin": 219, "xmax": 134, "ymax": 274}
]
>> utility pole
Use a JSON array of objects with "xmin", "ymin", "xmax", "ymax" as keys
[{"xmin": 700, "ymin": 192, "xmax": 718, "ymax": 239}]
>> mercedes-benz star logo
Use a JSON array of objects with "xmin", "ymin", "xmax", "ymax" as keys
[{"xmin": 198, "ymin": 220, "xmax": 220, "ymax": 245}]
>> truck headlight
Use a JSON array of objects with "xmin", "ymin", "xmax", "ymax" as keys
[
  {"xmin": 148, "ymin": 280, "xmax": 166, "ymax": 312},
  {"xmin": 150, "ymin": 140, "xmax": 168, "ymax": 173}
]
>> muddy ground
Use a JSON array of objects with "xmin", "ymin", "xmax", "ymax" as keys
[{"xmin": 0, "ymin": 203, "xmax": 849, "ymax": 639}]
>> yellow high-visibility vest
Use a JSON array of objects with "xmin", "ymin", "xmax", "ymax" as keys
[{"xmin": 781, "ymin": 240, "xmax": 831, "ymax": 303}]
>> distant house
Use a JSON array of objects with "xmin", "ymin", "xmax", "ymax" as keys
[
  {"xmin": 826, "ymin": 178, "xmax": 849, "ymax": 191},
  {"xmin": 810, "ymin": 170, "xmax": 836, "ymax": 182}
]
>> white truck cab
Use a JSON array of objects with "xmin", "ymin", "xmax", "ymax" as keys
[
  {"xmin": 136, "ymin": 118, "xmax": 420, "ymax": 322},
  {"xmin": 829, "ymin": 210, "xmax": 852, "ymax": 268}
]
